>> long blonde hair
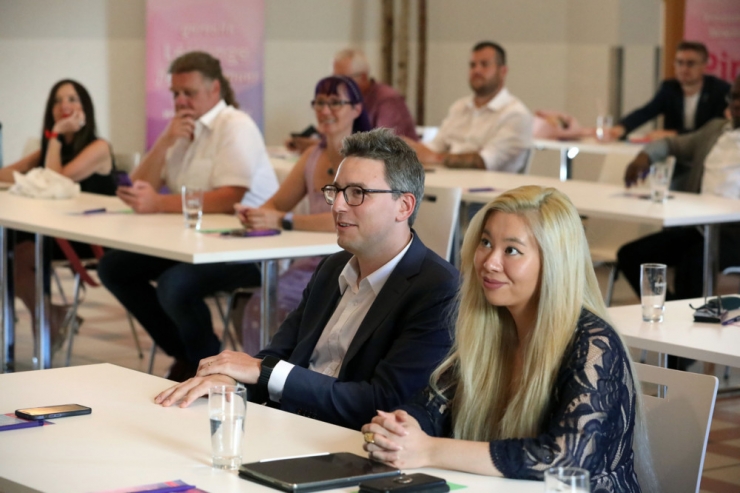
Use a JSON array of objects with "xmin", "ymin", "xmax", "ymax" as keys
[{"xmin": 432, "ymin": 185, "xmax": 611, "ymax": 440}]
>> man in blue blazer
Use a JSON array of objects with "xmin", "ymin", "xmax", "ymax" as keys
[
  {"xmin": 612, "ymin": 41, "xmax": 730, "ymax": 141},
  {"xmin": 156, "ymin": 128, "xmax": 459, "ymax": 430}
]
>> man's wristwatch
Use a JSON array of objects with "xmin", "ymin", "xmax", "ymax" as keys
[
  {"xmin": 281, "ymin": 212, "xmax": 294, "ymax": 231},
  {"xmin": 258, "ymin": 355, "xmax": 281, "ymax": 391}
]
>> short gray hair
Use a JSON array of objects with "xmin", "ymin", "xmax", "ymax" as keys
[
  {"xmin": 334, "ymin": 48, "xmax": 370, "ymax": 75},
  {"xmin": 341, "ymin": 128, "xmax": 425, "ymax": 226}
]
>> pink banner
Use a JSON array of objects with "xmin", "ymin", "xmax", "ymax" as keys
[
  {"xmin": 684, "ymin": 0, "xmax": 740, "ymax": 82},
  {"xmin": 146, "ymin": 0, "xmax": 264, "ymax": 149}
]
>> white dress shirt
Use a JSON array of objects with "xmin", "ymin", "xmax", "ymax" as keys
[
  {"xmin": 684, "ymin": 92, "xmax": 700, "ymax": 131},
  {"xmin": 427, "ymin": 87, "xmax": 533, "ymax": 173},
  {"xmin": 163, "ymin": 100, "xmax": 278, "ymax": 207},
  {"xmin": 267, "ymin": 236, "xmax": 414, "ymax": 403},
  {"xmin": 702, "ymin": 124, "xmax": 740, "ymax": 199}
]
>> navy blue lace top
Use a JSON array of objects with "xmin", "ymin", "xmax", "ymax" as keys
[{"xmin": 401, "ymin": 309, "xmax": 641, "ymax": 493}]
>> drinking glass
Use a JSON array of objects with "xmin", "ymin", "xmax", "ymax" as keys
[
  {"xmin": 208, "ymin": 385, "xmax": 247, "ymax": 470},
  {"xmin": 641, "ymin": 263, "xmax": 667, "ymax": 323},
  {"xmin": 649, "ymin": 159, "xmax": 673, "ymax": 203},
  {"xmin": 181, "ymin": 185, "xmax": 204, "ymax": 230},
  {"xmin": 595, "ymin": 115, "xmax": 613, "ymax": 142},
  {"xmin": 545, "ymin": 467, "xmax": 590, "ymax": 492}
]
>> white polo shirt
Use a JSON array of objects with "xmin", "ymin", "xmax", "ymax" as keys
[
  {"xmin": 163, "ymin": 100, "xmax": 278, "ymax": 207},
  {"xmin": 427, "ymin": 87, "xmax": 533, "ymax": 173}
]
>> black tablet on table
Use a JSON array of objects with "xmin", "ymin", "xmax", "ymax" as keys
[{"xmin": 238, "ymin": 452, "xmax": 400, "ymax": 492}]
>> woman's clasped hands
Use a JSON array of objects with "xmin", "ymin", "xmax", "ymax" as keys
[{"xmin": 361, "ymin": 410, "xmax": 433, "ymax": 469}]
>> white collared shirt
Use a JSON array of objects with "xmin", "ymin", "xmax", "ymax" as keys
[
  {"xmin": 163, "ymin": 100, "xmax": 278, "ymax": 206},
  {"xmin": 266, "ymin": 236, "xmax": 414, "ymax": 403},
  {"xmin": 427, "ymin": 87, "xmax": 533, "ymax": 172},
  {"xmin": 684, "ymin": 92, "xmax": 700, "ymax": 130},
  {"xmin": 702, "ymin": 124, "xmax": 740, "ymax": 199}
]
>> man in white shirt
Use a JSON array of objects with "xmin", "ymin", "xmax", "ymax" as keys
[
  {"xmin": 155, "ymin": 129, "xmax": 459, "ymax": 430},
  {"xmin": 406, "ymin": 41, "xmax": 533, "ymax": 172},
  {"xmin": 98, "ymin": 52, "xmax": 279, "ymax": 382}
]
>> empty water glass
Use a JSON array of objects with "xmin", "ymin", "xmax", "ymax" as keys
[
  {"xmin": 545, "ymin": 467, "xmax": 590, "ymax": 492},
  {"xmin": 181, "ymin": 185, "xmax": 204, "ymax": 230},
  {"xmin": 641, "ymin": 263, "xmax": 667, "ymax": 322}
]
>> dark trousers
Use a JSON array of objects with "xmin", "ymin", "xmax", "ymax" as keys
[
  {"xmin": 617, "ymin": 226, "xmax": 740, "ymax": 301},
  {"xmin": 98, "ymin": 250, "xmax": 261, "ymax": 366}
]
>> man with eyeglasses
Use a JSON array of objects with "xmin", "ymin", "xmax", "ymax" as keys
[
  {"xmin": 155, "ymin": 128, "xmax": 459, "ymax": 431},
  {"xmin": 611, "ymin": 41, "xmax": 731, "ymax": 142},
  {"xmin": 617, "ymin": 74, "xmax": 740, "ymax": 370}
]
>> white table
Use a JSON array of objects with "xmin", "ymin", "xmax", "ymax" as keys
[
  {"xmin": 0, "ymin": 364, "xmax": 541, "ymax": 493},
  {"xmin": 424, "ymin": 169, "xmax": 740, "ymax": 297},
  {"xmin": 608, "ymin": 298, "xmax": 740, "ymax": 368},
  {"xmin": 0, "ymin": 192, "xmax": 341, "ymax": 371},
  {"xmin": 533, "ymin": 138, "xmax": 641, "ymax": 181}
]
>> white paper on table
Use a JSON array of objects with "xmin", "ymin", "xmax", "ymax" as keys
[{"xmin": 9, "ymin": 168, "xmax": 80, "ymax": 199}]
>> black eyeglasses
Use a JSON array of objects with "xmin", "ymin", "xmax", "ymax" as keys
[
  {"xmin": 674, "ymin": 59, "xmax": 701, "ymax": 68},
  {"xmin": 727, "ymin": 93, "xmax": 740, "ymax": 105},
  {"xmin": 321, "ymin": 185, "xmax": 409, "ymax": 206},
  {"xmin": 310, "ymin": 100, "xmax": 353, "ymax": 110}
]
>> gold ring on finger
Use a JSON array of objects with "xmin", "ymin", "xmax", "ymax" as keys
[{"xmin": 363, "ymin": 432, "xmax": 375, "ymax": 444}]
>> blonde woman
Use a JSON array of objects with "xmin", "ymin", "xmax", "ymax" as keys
[{"xmin": 362, "ymin": 186, "xmax": 643, "ymax": 492}]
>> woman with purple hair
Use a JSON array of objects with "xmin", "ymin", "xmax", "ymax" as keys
[{"xmin": 236, "ymin": 75, "xmax": 371, "ymax": 353}]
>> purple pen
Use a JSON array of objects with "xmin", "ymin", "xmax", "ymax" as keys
[{"xmin": 83, "ymin": 208, "xmax": 107, "ymax": 214}]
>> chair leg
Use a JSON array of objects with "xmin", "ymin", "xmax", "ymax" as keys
[
  {"xmin": 640, "ymin": 350, "xmax": 647, "ymax": 364},
  {"xmin": 605, "ymin": 263, "xmax": 618, "ymax": 307},
  {"xmin": 147, "ymin": 344, "xmax": 157, "ymax": 375},
  {"xmin": 213, "ymin": 293, "xmax": 233, "ymax": 351},
  {"xmin": 224, "ymin": 292, "xmax": 241, "ymax": 351},
  {"xmin": 126, "ymin": 311, "xmax": 143, "ymax": 359},
  {"xmin": 64, "ymin": 274, "xmax": 83, "ymax": 367},
  {"xmin": 52, "ymin": 268, "xmax": 68, "ymax": 305}
]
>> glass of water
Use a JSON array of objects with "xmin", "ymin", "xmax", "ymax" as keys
[
  {"xmin": 208, "ymin": 385, "xmax": 247, "ymax": 470},
  {"xmin": 181, "ymin": 185, "xmax": 204, "ymax": 230},
  {"xmin": 641, "ymin": 263, "xmax": 667, "ymax": 322},
  {"xmin": 595, "ymin": 115, "xmax": 613, "ymax": 142},
  {"xmin": 545, "ymin": 467, "xmax": 590, "ymax": 492},
  {"xmin": 649, "ymin": 160, "xmax": 673, "ymax": 203}
]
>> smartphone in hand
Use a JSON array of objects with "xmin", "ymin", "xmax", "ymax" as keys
[
  {"xmin": 15, "ymin": 404, "xmax": 91, "ymax": 420},
  {"xmin": 116, "ymin": 171, "xmax": 133, "ymax": 187}
]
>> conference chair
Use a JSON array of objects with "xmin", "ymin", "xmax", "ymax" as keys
[
  {"xmin": 54, "ymin": 239, "xmax": 144, "ymax": 366},
  {"xmin": 584, "ymin": 152, "xmax": 661, "ymax": 305},
  {"xmin": 414, "ymin": 186, "xmax": 462, "ymax": 263},
  {"xmin": 635, "ymin": 362, "xmax": 718, "ymax": 493}
]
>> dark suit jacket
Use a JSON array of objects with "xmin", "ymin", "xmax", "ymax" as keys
[
  {"xmin": 619, "ymin": 75, "xmax": 730, "ymax": 136},
  {"xmin": 249, "ymin": 233, "xmax": 459, "ymax": 430}
]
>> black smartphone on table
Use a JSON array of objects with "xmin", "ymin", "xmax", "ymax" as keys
[
  {"xmin": 221, "ymin": 228, "xmax": 281, "ymax": 238},
  {"xmin": 15, "ymin": 404, "xmax": 92, "ymax": 420},
  {"xmin": 359, "ymin": 473, "xmax": 450, "ymax": 493}
]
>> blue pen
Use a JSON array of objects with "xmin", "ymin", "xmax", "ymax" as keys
[
  {"xmin": 82, "ymin": 208, "xmax": 107, "ymax": 214},
  {"xmin": 468, "ymin": 187, "xmax": 496, "ymax": 192}
]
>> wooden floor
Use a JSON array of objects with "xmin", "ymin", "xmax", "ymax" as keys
[{"xmin": 6, "ymin": 265, "xmax": 740, "ymax": 491}]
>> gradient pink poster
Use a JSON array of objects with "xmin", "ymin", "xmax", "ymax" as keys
[
  {"xmin": 684, "ymin": 0, "xmax": 740, "ymax": 82},
  {"xmin": 146, "ymin": 0, "xmax": 264, "ymax": 149}
]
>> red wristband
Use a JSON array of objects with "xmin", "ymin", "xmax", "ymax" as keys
[{"xmin": 44, "ymin": 129, "xmax": 59, "ymax": 140}]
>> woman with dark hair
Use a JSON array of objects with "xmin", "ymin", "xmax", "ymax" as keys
[
  {"xmin": 0, "ymin": 79, "xmax": 116, "ymax": 352},
  {"xmin": 236, "ymin": 75, "xmax": 371, "ymax": 353}
]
